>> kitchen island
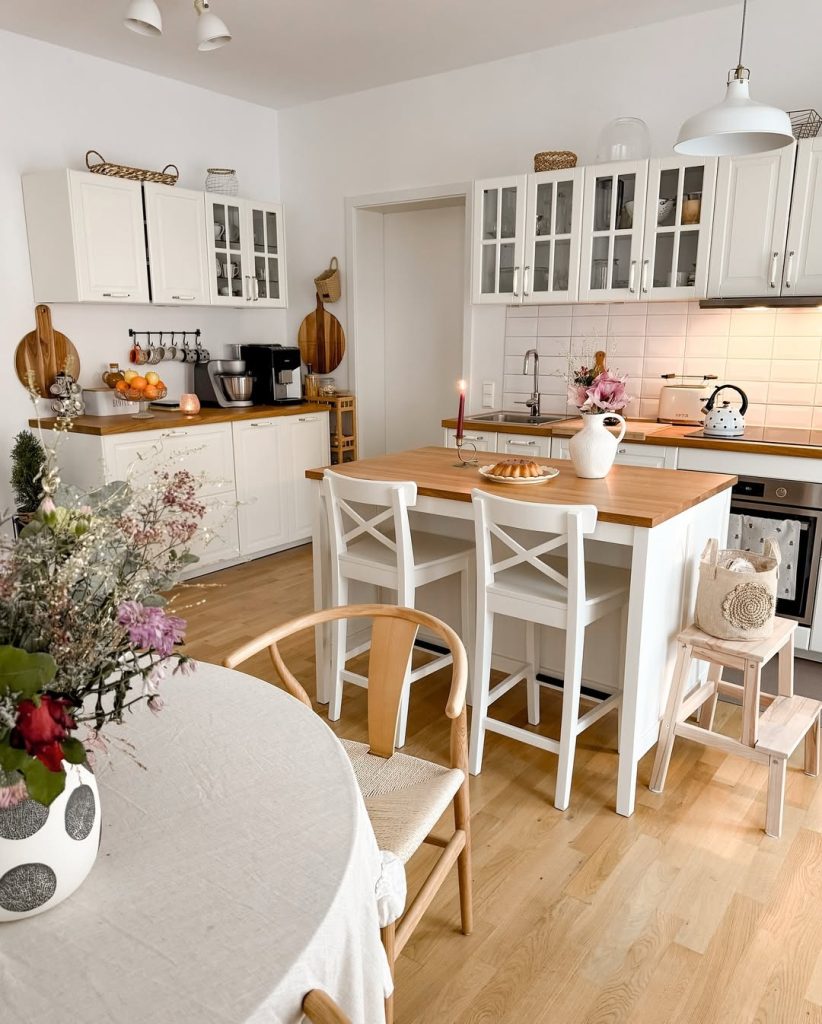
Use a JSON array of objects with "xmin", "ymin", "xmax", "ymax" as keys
[{"xmin": 306, "ymin": 446, "xmax": 736, "ymax": 816}]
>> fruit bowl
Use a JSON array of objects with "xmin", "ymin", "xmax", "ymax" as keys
[{"xmin": 119, "ymin": 384, "xmax": 168, "ymax": 419}]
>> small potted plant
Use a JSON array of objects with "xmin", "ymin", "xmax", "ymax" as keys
[
  {"xmin": 567, "ymin": 361, "xmax": 631, "ymax": 478},
  {"xmin": 9, "ymin": 431, "xmax": 45, "ymax": 536}
]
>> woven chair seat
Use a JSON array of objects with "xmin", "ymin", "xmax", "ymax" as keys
[{"xmin": 341, "ymin": 739, "xmax": 465, "ymax": 864}]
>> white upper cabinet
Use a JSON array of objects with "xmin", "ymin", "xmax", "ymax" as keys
[
  {"xmin": 783, "ymin": 139, "xmax": 822, "ymax": 296},
  {"xmin": 708, "ymin": 144, "xmax": 797, "ymax": 297},
  {"xmin": 640, "ymin": 157, "xmax": 717, "ymax": 300},
  {"xmin": 23, "ymin": 170, "xmax": 149, "ymax": 303},
  {"xmin": 578, "ymin": 161, "xmax": 648, "ymax": 302},
  {"xmin": 522, "ymin": 168, "xmax": 584, "ymax": 304},
  {"xmin": 472, "ymin": 176, "xmax": 527, "ymax": 303},
  {"xmin": 144, "ymin": 183, "xmax": 209, "ymax": 305},
  {"xmin": 206, "ymin": 196, "xmax": 288, "ymax": 307}
]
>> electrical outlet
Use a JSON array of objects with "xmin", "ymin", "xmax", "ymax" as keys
[{"xmin": 482, "ymin": 381, "xmax": 495, "ymax": 408}]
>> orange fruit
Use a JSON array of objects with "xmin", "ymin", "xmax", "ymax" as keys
[
  {"xmin": 130, "ymin": 376, "xmax": 148, "ymax": 392},
  {"xmin": 115, "ymin": 380, "xmax": 129, "ymax": 393},
  {"xmin": 143, "ymin": 385, "xmax": 159, "ymax": 400}
]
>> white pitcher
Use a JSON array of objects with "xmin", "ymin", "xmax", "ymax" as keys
[{"xmin": 568, "ymin": 412, "xmax": 627, "ymax": 479}]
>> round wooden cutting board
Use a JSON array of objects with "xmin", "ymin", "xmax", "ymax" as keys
[
  {"xmin": 297, "ymin": 293, "xmax": 346, "ymax": 373},
  {"xmin": 15, "ymin": 305, "xmax": 80, "ymax": 396}
]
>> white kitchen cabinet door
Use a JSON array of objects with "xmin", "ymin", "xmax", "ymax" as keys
[
  {"xmin": 472, "ymin": 176, "xmax": 527, "ymax": 303},
  {"xmin": 641, "ymin": 157, "xmax": 717, "ymax": 300},
  {"xmin": 69, "ymin": 172, "xmax": 149, "ymax": 303},
  {"xmin": 783, "ymin": 139, "xmax": 822, "ymax": 296},
  {"xmin": 205, "ymin": 194, "xmax": 250, "ymax": 305},
  {"xmin": 522, "ymin": 168, "xmax": 584, "ymax": 304},
  {"xmin": 190, "ymin": 493, "xmax": 240, "ymax": 570},
  {"xmin": 579, "ymin": 161, "xmax": 648, "ymax": 302},
  {"xmin": 444, "ymin": 428, "xmax": 497, "ymax": 453},
  {"xmin": 247, "ymin": 201, "xmax": 287, "ymax": 308},
  {"xmin": 103, "ymin": 424, "xmax": 235, "ymax": 497},
  {"xmin": 497, "ymin": 432, "xmax": 553, "ymax": 458},
  {"xmin": 551, "ymin": 436, "xmax": 677, "ymax": 468},
  {"xmin": 144, "ymin": 183, "xmax": 209, "ymax": 305},
  {"xmin": 284, "ymin": 413, "xmax": 329, "ymax": 541},
  {"xmin": 708, "ymin": 144, "xmax": 797, "ymax": 297},
  {"xmin": 233, "ymin": 420, "xmax": 289, "ymax": 554}
]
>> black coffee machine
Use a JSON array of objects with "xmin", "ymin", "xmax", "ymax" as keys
[{"xmin": 241, "ymin": 344, "xmax": 303, "ymax": 405}]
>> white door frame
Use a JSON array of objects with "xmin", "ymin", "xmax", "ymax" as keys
[{"xmin": 345, "ymin": 182, "xmax": 474, "ymax": 455}]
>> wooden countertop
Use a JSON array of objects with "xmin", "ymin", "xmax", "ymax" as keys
[
  {"xmin": 442, "ymin": 414, "xmax": 822, "ymax": 459},
  {"xmin": 305, "ymin": 445, "xmax": 736, "ymax": 529},
  {"xmin": 30, "ymin": 403, "xmax": 328, "ymax": 436}
]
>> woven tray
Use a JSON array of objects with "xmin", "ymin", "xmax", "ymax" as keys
[{"xmin": 85, "ymin": 150, "xmax": 179, "ymax": 186}]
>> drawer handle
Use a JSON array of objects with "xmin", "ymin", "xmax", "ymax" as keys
[
  {"xmin": 298, "ymin": 416, "xmax": 319, "ymax": 422},
  {"xmin": 172, "ymin": 294, "xmax": 195, "ymax": 301},
  {"xmin": 250, "ymin": 421, "xmax": 274, "ymax": 428},
  {"xmin": 102, "ymin": 291, "xmax": 130, "ymax": 298},
  {"xmin": 618, "ymin": 447, "xmax": 627, "ymax": 453},
  {"xmin": 509, "ymin": 440, "xmax": 537, "ymax": 447},
  {"xmin": 162, "ymin": 429, "xmax": 189, "ymax": 438}
]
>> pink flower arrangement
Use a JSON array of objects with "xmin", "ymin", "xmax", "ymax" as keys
[{"xmin": 568, "ymin": 365, "xmax": 631, "ymax": 415}]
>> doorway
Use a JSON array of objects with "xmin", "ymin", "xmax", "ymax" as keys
[{"xmin": 349, "ymin": 189, "xmax": 470, "ymax": 458}]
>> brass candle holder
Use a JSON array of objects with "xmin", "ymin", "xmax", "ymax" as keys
[{"xmin": 453, "ymin": 437, "xmax": 478, "ymax": 468}]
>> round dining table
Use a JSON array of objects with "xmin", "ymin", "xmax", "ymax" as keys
[{"xmin": 1, "ymin": 663, "xmax": 393, "ymax": 1024}]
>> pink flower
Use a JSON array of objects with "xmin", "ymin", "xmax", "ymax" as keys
[
  {"xmin": 567, "ymin": 384, "xmax": 590, "ymax": 408},
  {"xmin": 584, "ymin": 371, "xmax": 630, "ymax": 413},
  {"xmin": 39, "ymin": 496, "xmax": 56, "ymax": 514},
  {"xmin": 0, "ymin": 780, "xmax": 29, "ymax": 809},
  {"xmin": 117, "ymin": 601, "xmax": 186, "ymax": 657}
]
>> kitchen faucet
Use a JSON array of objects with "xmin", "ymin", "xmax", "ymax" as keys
[{"xmin": 516, "ymin": 348, "xmax": 540, "ymax": 417}]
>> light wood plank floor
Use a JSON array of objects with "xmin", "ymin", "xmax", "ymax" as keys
[{"xmin": 179, "ymin": 547, "xmax": 822, "ymax": 1024}]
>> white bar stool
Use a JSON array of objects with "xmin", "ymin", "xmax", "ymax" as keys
[
  {"xmin": 469, "ymin": 488, "xmax": 629, "ymax": 811},
  {"xmin": 323, "ymin": 470, "xmax": 474, "ymax": 746}
]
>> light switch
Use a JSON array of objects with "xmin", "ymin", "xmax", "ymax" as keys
[{"xmin": 482, "ymin": 381, "xmax": 495, "ymax": 408}]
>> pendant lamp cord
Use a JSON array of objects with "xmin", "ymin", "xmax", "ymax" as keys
[{"xmin": 738, "ymin": 0, "xmax": 747, "ymax": 68}]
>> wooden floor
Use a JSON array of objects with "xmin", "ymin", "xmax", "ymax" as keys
[{"xmin": 180, "ymin": 546, "xmax": 822, "ymax": 1024}]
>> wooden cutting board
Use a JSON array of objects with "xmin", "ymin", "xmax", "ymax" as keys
[
  {"xmin": 15, "ymin": 305, "xmax": 81, "ymax": 396},
  {"xmin": 297, "ymin": 293, "xmax": 346, "ymax": 374}
]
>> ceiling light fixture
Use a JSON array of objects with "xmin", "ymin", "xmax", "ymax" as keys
[
  {"xmin": 194, "ymin": 0, "xmax": 232, "ymax": 51},
  {"xmin": 674, "ymin": 0, "xmax": 793, "ymax": 156},
  {"xmin": 124, "ymin": 0, "xmax": 163, "ymax": 36}
]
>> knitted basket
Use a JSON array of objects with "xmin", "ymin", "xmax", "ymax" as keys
[
  {"xmin": 533, "ymin": 151, "xmax": 577, "ymax": 172},
  {"xmin": 695, "ymin": 538, "xmax": 780, "ymax": 640}
]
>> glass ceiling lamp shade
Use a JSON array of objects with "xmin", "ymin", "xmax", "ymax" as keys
[
  {"xmin": 124, "ymin": 0, "xmax": 162, "ymax": 36},
  {"xmin": 195, "ymin": 0, "xmax": 232, "ymax": 50},
  {"xmin": 674, "ymin": 0, "xmax": 793, "ymax": 156}
]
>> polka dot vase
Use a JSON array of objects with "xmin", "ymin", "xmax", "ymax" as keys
[{"xmin": 0, "ymin": 762, "xmax": 100, "ymax": 921}]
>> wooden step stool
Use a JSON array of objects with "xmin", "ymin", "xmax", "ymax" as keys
[{"xmin": 650, "ymin": 617, "xmax": 821, "ymax": 837}]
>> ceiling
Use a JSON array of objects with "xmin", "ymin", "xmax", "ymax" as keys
[{"xmin": 0, "ymin": 0, "xmax": 740, "ymax": 109}]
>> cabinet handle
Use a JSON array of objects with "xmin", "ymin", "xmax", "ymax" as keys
[
  {"xmin": 628, "ymin": 259, "xmax": 637, "ymax": 294},
  {"xmin": 508, "ymin": 440, "xmax": 537, "ymax": 447},
  {"xmin": 784, "ymin": 249, "xmax": 796, "ymax": 289},
  {"xmin": 512, "ymin": 266, "xmax": 520, "ymax": 298},
  {"xmin": 618, "ymin": 447, "xmax": 627, "ymax": 454},
  {"xmin": 641, "ymin": 258, "xmax": 650, "ymax": 293},
  {"xmin": 172, "ymin": 294, "xmax": 195, "ymax": 301},
  {"xmin": 769, "ymin": 251, "xmax": 779, "ymax": 288},
  {"xmin": 249, "ymin": 421, "xmax": 274, "ymax": 428},
  {"xmin": 522, "ymin": 265, "xmax": 531, "ymax": 296},
  {"xmin": 162, "ymin": 429, "xmax": 189, "ymax": 438},
  {"xmin": 102, "ymin": 291, "xmax": 130, "ymax": 298},
  {"xmin": 298, "ymin": 416, "xmax": 319, "ymax": 422}
]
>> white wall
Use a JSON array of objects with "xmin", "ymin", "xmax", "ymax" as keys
[
  {"xmin": 0, "ymin": 29, "xmax": 282, "ymax": 512},
  {"xmin": 278, "ymin": 0, "xmax": 822, "ymax": 413}
]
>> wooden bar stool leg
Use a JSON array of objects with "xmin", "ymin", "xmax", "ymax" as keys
[
  {"xmin": 778, "ymin": 630, "xmax": 795, "ymax": 697},
  {"xmin": 805, "ymin": 713, "xmax": 820, "ymax": 777},
  {"xmin": 469, "ymin": 609, "xmax": 494, "ymax": 776},
  {"xmin": 765, "ymin": 755, "xmax": 787, "ymax": 838},
  {"xmin": 649, "ymin": 642, "xmax": 692, "ymax": 794},
  {"xmin": 454, "ymin": 780, "xmax": 473, "ymax": 935},
  {"xmin": 381, "ymin": 922, "xmax": 396, "ymax": 1024},
  {"xmin": 696, "ymin": 662, "xmax": 722, "ymax": 731},
  {"xmin": 525, "ymin": 621, "xmax": 539, "ymax": 726},
  {"xmin": 741, "ymin": 661, "xmax": 762, "ymax": 747}
]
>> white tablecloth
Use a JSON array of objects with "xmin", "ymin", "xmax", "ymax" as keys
[{"xmin": 1, "ymin": 664, "xmax": 392, "ymax": 1023}]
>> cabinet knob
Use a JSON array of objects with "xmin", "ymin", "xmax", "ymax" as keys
[{"xmin": 618, "ymin": 447, "xmax": 627, "ymax": 454}]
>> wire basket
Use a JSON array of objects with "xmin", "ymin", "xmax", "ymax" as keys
[
  {"xmin": 789, "ymin": 109, "xmax": 822, "ymax": 139},
  {"xmin": 533, "ymin": 150, "xmax": 577, "ymax": 172},
  {"xmin": 86, "ymin": 150, "xmax": 179, "ymax": 185}
]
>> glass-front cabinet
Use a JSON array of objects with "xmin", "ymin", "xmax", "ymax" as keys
[
  {"xmin": 640, "ymin": 157, "xmax": 718, "ymax": 299},
  {"xmin": 205, "ymin": 196, "xmax": 287, "ymax": 307},
  {"xmin": 522, "ymin": 168, "xmax": 584, "ymax": 304},
  {"xmin": 472, "ymin": 176, "xmax": 527, "ymax": 303},
  {"xmin": 578, "ymin": 161, "xmax": 648, "ymax": 302}
]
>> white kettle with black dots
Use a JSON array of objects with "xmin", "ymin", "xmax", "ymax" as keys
[{"xmin": 702, "ymin": 384, "xmax": 748, "ymax": 438}]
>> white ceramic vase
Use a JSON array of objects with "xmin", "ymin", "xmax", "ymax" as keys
[
  {"xmin": 0, "ymin": 762, "xmax": 100, "ymax": 921},
  {"xmin": 568, "ymin": 412, "xmax": 627, "ymax": 479}
]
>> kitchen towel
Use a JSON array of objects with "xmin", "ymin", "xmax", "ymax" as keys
[{"xmin": 727, "ymin": 513, "xmax": 801, "ymax": 601}]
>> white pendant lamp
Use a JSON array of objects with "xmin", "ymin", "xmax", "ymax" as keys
[
  {"xmin": 194, "ymin": 0, "xmax": 232, "ymax": 51},
  {"xmin": 675, "ymin": 0, "xmax": 793, "ymax": 156},
  {"xmin": 124, "ymin": 0, "xmax": 162, "ymax": 36}
]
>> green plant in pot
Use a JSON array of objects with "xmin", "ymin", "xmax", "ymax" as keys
[{"xmin": 9, "ymin": 431, "xmax": 45, "ymax": 535}]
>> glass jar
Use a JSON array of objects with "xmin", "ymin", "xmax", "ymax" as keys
[
  {"xmin": 318, "ymin": 378, "xmax": 336, "ymax": 397},
  {"xmin": 102, "ymin": 363, "xmax": 124, "ymax": 389},
  {"xmin": 596, "ymin": 117, "xmax": 651, "ymax": 162},
  {"xmin": 303, "ymin": 373, "xmax": 319, "ymax": 399}
]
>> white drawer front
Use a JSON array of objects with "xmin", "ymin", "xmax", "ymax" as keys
[
  {"xmin": 551, "ymin": 436, "xmax": 677, "ymax": 468},
  {"xmin": 497, "ymin": 432, "xmax": 552, "ymax": 458},
  {"xmin": 188, "ymin": 492, "xmax": 240, "ymax": 572},
  {"xmin": 103, "ymin": 425, "xmax": 235, "ymax": 497},
  {"xmin": 444, "ymin": 428, "xmax": 497, "ymax": 453}
]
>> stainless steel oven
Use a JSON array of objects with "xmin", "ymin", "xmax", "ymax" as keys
[{"xmin": 731, "ymin": 476, "xmax": 822, "ymax": 627}]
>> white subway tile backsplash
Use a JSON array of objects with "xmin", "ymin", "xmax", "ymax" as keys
[
  {"xmin": 687, "ymin": 312, "xmax": 730, "ymax": 336},
  {"xmin": 608, "ymin": 314, "xmax": 647, "ymax": 335},
  {"xmin": 729, "ymin": 310, "xmax": 776, "ymax": 336},
  {"xmin": 684, "ymin": 336, "xmax": 729, "ymax": 358},
  {"xmin": 646, "ymin": 313, "xmax": 688, "ymax": 336},
  {"xmin": 537, "ymin": 304, "xmax": 573, "ymax": 316},
  {"xmin": 504, "ymin": 334, "xmax": 536, "ymax": 356},
  {"xmin": 571, "ymin": 316, "xmax": 608, "ymax": 338},
  {"xmin": 503, "ymin": 375, "xmax": 532, "ymax": 394},
  {"xmin": 539, "ymin": 373, "xmax": 568, "ymax": 395},
  {"xmin": 537, "ymin": 316, "xmax": 572, "ymax": 336},
  {"xmin": 643, "ymin": 356, "xmax": 683, "ymax": 377},
  {"xmin": 645, "ymin": 336, "xmax": 687, "ymax": 357},
  {"xmin": 813, "ymin": 407, "xmax": 822, "ymax": 429},
  {"xmin": 572, "ymin": 303, "xmax": 609, "ymax": 317},
  {"xmin": 640, "ymin": 377, "xmax": 665, "ymax": 399},
  {"xmin": 775, "ymin": 310, "xmax": 822, "ymax": 336},
  {"xmin": 744, "ymin": 404, "xmax": 766, "ymax": 426},
  {"xmin": 725, "ymin": 358, "xmax": 772, "ymax": 381},
  {"xmin": 773, "ymin": 336, "xmax": 822, "ymax": 360},
  {"xmin": 537, "ymin": 336, "xmax": 571, "ymax": 358},
  {"xmin": 770, "ymin": 359, "xmax": 818, "ymax": 382},
  {"xmin": 609, "ymin": 302, "xmax": 648, "ymax": 315},
  {"xmin": 734, "ymin": 380, "xmax": 769, "ymax": 404},
  {"xmin": 506, "ymin": 318, "xmax": 539, "ymax": 337},
  {"xmin": 610, "ymin": 356, "xmax": 644, "ymax": 378},
  {"xmin": 727, "ymin": 336, "xmax": 774, "ymax": 360},
  {"xmin": 506, "ymin": 305, "xmax": 538, "ymax": 318},
  {"xmin": 683, "ymin": 357, "xmax": 726, "ymax": 378},
  {"xmin": 767, "ymin": 381, "xmax": 817, "ymax": 405},
  {"xmin": 638, "ymin": 399, "xmax": 659, "ymax": 419},
  {"xmin": 606, "ymin": 336, "xmax": 645, "ymax": 357},
  {"xmin": 540, "ymin": 394, "xmax": 568, "ymax": 414},
  {"xmin": 765, "ymin": 405, "xmax": 813, "ymax": 428}
]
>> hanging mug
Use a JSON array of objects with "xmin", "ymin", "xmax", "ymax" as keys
[
  {"xmin": 165, "ymin": 332, "xmax": 178, "ymax": 362},
  {"xmin": 150, "ymin": 333, "xmax": 165, "ymax": 364},
  {"xmin": 129, "ymin": 339, "xmax": 148, "ymax": 365}
]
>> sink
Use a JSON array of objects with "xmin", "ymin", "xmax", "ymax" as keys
[{"xmin": 469, "ymin": 411, "xmax": 560, "ymax": 425}]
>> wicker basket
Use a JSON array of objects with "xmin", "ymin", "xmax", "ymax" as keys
[
  {"xmin": 85, "ymin": 150, "xmax": 178, "ymax": 186},
  {"xmin": 205, "ymin": 168, "xmax": 239, "ymax": 195},
  {"xmin": 533, "ymin": 150, "xmax": 577, "ymax": 172},
  {"xmin": 314, "ymin": 257, "xmax": 341, "ymax": 302}
]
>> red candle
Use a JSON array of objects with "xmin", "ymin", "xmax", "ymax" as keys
[{"xmin": 456, "ymin": 379, "xmax": 466, "ymax": 441}]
